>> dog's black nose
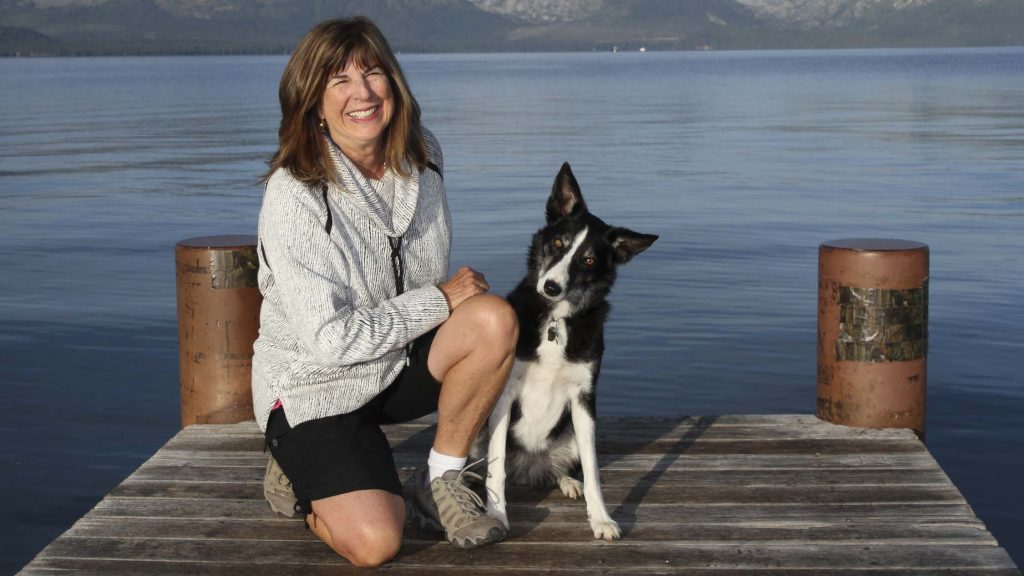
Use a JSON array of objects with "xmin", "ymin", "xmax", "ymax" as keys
[{"xmin": 543, "ymin": 280, "xmax": 562, "ymax": 297}]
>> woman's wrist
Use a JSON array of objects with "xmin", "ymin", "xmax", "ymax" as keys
[{"xmin": 438, "ymin": 285, "xmax": 453, "ymax": 313}]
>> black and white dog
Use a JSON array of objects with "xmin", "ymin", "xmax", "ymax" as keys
[{"xmin": 476, "ymin": 162, "xmax": 657, "ymax": 540}]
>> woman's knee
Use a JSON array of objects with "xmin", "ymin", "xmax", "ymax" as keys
[
  {"xmin": 464, "ymin": 293, "xmax": 518, "ymax": 350},
  {"xmin": 340, "ymin": 523, "xmax": 403, "ymax": 568},
  {"xmin": 310, "ymin": 492, "xmax": 405, "ymax": 568}
]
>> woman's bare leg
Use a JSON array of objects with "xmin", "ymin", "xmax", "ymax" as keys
[
  {"xmin": 306, "ymin": 489, "xmax": 405, "ymax": 567},
  {"xmin": 427, "ymin": 293, "xmax": 518, "ymax": 456}
]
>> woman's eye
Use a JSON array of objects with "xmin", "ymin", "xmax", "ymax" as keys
[
  {"xmin": 552, "ymin": 238, "xmax": 564, "ymax": 249},
  {"xmin": 583, "ymin": 257, "xmax": 595, "ymax": 268}
]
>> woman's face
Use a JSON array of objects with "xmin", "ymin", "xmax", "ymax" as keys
[{"xmin": 320, "ymin": 60, "xmax": 394, "ymax": 154}]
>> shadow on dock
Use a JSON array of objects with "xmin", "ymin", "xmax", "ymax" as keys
[
  {"xmin": 390, "ymin": 415, "xmax": 718, "ymax": 539},
  {"xmin": 611, "ymin": 415, "xmax": 718, "ymax": 536}
]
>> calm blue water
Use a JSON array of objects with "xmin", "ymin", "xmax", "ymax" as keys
[{"xmin": 1, "ymin": 49, "xmax": 1022, "ymax": 572}]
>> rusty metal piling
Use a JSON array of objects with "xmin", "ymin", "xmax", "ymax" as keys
[
  {"xmin": 817, "ymin": 238, "xmax": 929, "ymax": 439},
  {"xmin": 175, "ymin": 235, "xmax": 261, "ymax": 428}
]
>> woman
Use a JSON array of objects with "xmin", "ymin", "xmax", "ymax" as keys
[{"xmin": 253, "ymin": 17, "xmax": 517, "ymax": 567}]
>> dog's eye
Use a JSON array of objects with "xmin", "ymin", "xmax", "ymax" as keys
[
  {"xmin": 583, "ymin": 256, "xmax": 596, "ymax": 268},
  {"xmin": 552, "ymin": 238, "xmax": 564, "ymax": 249}
]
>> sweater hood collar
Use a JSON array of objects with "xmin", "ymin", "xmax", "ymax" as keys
[{"xmin": 324, "ymin": 135, "xmax": 419, "ymax": 237}]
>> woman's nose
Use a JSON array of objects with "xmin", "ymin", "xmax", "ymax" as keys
[{"xmin": 351, "ymin": 76, "xmax": 373, "ymax": 99}]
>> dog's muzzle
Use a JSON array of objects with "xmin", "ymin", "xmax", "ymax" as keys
[{"xmin": 543, "ymin": 279, "xmax": 562, "ymax": 297}]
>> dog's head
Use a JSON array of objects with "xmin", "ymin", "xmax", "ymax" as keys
[{"xmin": 527, "ymin": 162, "xmax": 658, "ymax": 315}]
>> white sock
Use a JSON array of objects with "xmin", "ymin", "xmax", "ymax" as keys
[{"xmin": 427, "ymin": 448, "xmax": 467, "ymax": 483}]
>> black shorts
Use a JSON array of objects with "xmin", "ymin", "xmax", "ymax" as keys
[{"xmin": 265, "ymin": 328, "xmax": 441, "ymax": 515}]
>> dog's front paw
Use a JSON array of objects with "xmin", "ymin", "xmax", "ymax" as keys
[
  {"xmin": 590, "ymin": 518, "xmax": 621, "ymax": 541},
  {"xmin": 558, "ymin": 476, "xmax": 583, "ymax": 500},
  {"xmin": 487, "ymin": 502, "xmax": 510, "ymax": 530}
]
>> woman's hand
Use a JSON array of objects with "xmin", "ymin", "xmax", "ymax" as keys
[{"xmin": 438, "ymin": 266, "xmax": 489, "ymax": 311}]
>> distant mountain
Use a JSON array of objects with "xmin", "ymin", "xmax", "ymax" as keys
[
  {"xmin": 1, "ymin": 24, "xmax": 61, "ymax": 55},
  {"xmin": 470, "ymin": 0, "xmax": 601, "ymax": 22},
  {"xmin": 734, "ymin": 0, "xmax": 1024, "ymax": 47},
  {"xmin": 0, "ymin": 0, "xmax": 518, "ymax": 55},
  {"xmin": 1, "ymin": 0, "xmax": 1021, "ymax": 56}
]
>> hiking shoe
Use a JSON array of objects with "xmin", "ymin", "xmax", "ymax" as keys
[
  {"xmin": 410, "ymin": 463, "xmax": 507, "ymax": 548},
  {"xmin": 263, "ymin": 455, "xmax": 298, "ymax": 517}
]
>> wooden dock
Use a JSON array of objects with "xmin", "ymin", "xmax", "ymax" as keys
[{"xmin": 18, "ymin": 415, "xmax": 1020, "ymax": 575}]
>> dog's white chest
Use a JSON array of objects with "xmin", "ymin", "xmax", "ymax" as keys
[{"xmin": 507, "ymin": 318, "xmax": 594, "ymax": 452}]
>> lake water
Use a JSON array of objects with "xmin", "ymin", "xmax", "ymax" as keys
[{"xmin": 1, "ymin": 48, "xmax": 1022, "ymax": 572}]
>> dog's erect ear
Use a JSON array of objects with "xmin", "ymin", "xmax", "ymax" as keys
[
  {"xmin": 607, "ymin": 228, "xmax": 658, "ymax": 264},
  {"xmin": 546, "ymin": 162, "xmax": 587, "ymax": 224}
]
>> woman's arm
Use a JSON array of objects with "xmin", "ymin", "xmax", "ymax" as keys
[{"xmin": 259, "ymin": 174, "xmax": 450, "ymax": 368}]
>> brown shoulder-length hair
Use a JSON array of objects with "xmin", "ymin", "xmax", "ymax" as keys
[{"xmin": 264, "ymin": 17, "xmax": 426, "ymax": 185}]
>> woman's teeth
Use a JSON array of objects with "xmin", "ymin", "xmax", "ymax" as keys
[{"xmin": 348, "ymin": 107, "xmax": 377, "ymax": 119}]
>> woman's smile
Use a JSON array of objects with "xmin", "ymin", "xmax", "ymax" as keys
[
  {"xmin": 321, "ymin": 62, "xmax": 394, "ymax": 155},
  {"xmin": 347, "ymin": 105, "xmax": 380, "ymax": 121}
]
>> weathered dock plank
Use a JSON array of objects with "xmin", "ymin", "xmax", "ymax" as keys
[
  {"xmin": 109, "ymin": 478, "xmax": 968, "ymax": 505},
  {"xmin": 85, "ymin": 496, "xmax": 982, "ymax": 523},
  {"xmin": 17, "ymin": 416, "xmax": 1021, "ymax": 575},
  {"xmin": 62, "ymin": 516, "xmax": 997, "ymax": 545}
]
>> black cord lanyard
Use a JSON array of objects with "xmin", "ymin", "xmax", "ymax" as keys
[
  {"xmin": 389, "ymin": 236, "xmax": 413, "ymax": 365},
  {"xmin": 388, "ymin": 236, "xmax": 404, "ymax": 297}
]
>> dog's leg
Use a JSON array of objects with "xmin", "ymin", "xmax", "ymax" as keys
[
  {"xmin": 570, "ymin": 399, "xmax": 621, "ymax": 541},
  {"xmin": 558, "ymin": 475, "xmax": 584, "ymax": 499},
  {"xmin": 484, "ymin": 391, "xmax": 514, "ymax": 530}
]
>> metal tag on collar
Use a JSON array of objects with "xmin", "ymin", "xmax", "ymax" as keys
[{"xmin": 547, "ymin": 321, "xmax": 558, "ymax": 343}]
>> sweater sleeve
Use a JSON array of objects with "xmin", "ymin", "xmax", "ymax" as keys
[
  {"xmin": 424, "ymin": 128, "xmax": 444, "ymax": 177},
  {"xmin": 259, "ymin": 174, "xmax": 450, "ymax": 368}
]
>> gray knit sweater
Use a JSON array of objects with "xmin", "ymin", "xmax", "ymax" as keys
[{"xmin": 252, "ymin": 130, "xmax": 451, "ymax": 432}]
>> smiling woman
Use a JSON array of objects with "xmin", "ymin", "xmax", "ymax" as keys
[
  {"xmin": 320, "ymin": 63, "xmax": 393, "ymax": 178},
  {"xmin": 254, "ymin": 16, "xmax": 517, "ymax": 567},
  {"xmin": 266, "ymin": 17, "xmax": 426, "ymax": 185}
]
